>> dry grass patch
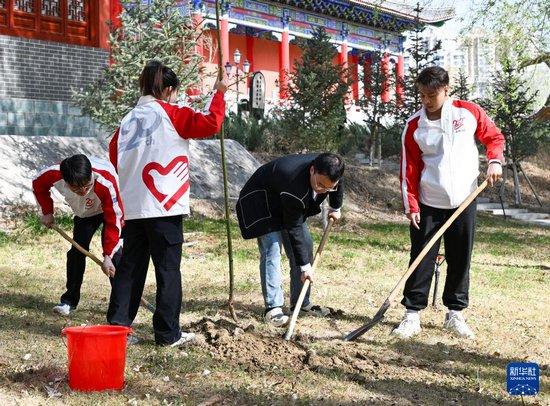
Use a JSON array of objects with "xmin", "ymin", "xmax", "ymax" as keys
[{"xmin": 0, "ymin": 212, "xmax": 548, "ymax": 405}]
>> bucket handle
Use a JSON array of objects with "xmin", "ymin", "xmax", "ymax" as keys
[
  {"xmin": 60, "ymin": 322, "xmax": 78, "ymax": 349},
  {"xmin": 61, "ymin": 323, "xmax": 92, "ymax": 348}
]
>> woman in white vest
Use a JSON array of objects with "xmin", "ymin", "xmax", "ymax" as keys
[{"xmin": 107, "ymin": 60, "xmax": 227, "ymax": 346}]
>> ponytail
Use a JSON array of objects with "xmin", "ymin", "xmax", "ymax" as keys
[{"xmin": 139, "ymin": 60, "xmax": 180, "ymax": 98}]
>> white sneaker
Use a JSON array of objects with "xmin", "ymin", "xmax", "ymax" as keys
[
  {"xmin": 264, "ymin": 307, "xmax": 289, "ymax": 327},
  {"xmin": 391, "ymin": 311, "xmax": 421, "ymax": 338},
  {"xmin": 169, "ymin": 332, "xmax": 196, "ymax": 347},
  {"xmin": 443, "ymin": 311, "xmax": 475, "ymax": 339},
  {"xmin": 293, "ymin": 303, "xmax": 331, "ymax": 317},
  {"xmin": 52, "ymin": 303, "xmax": 72, "ymax": 316}
]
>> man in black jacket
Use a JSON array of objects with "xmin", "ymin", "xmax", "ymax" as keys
[{"xmin": 236, "ymin": 153, "xmax": 345, "ymax": 326}]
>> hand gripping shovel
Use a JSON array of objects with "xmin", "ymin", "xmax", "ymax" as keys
[
  {"xmin": 51, "ymin": 224, "xmax": 155, "ymax": 314},
  {"xmin": 284, "ymin": 218, "xmax": 334, "ymax": 341},
  {"xmin": 344, "ymin": 179, "xmax": 488, "ymax": 341}
]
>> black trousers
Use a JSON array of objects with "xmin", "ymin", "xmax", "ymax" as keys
[
  {"xmin": 61, "ymin": 214, "xmax": 104, "ymax": 308},
  {"xmin": 401, "ymin": 201, "xmax": 477, "ymax": 311},
  {"xmin": 107, "ymin": 215, "xmax": 184, "ymax": 345}
]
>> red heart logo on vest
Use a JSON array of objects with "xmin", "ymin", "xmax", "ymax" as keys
[{"xmin": 142, "ymin": 156, "xmax": 190, "ymax": 211}]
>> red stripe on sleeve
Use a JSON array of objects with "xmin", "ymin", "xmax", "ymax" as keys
[
  {"xmin": 93, "ymin": 172, "xmax": 123, "ymax": 257},
  {"xmin": 455, "ymin": 100, "xmax": 505, "ymax": 163},
  {"xmin": 92, "ymin": 167, "xmax": 125, "ymax": 220},
  {"xmin": 109, "ymin": 128, "xmax": 120, "ymax": 172},
  {"xmin": 158, "ymin": 90, "xmax": 226, "ymax": 139},
  {"xmin": 400, "ymin": 116, "xmax": 422, "ymax": 214},
  {"xmin": 32, "ymin": 167, "xmax": 62, "ymax": 215}
]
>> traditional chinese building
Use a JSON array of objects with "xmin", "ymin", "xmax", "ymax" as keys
[
  {"xmin": 0, "ymin": 1, "xmax": 451, "ymax": 137},
  {"xmin": 194, "ymin": 0, "xmax": 453, "ymax": 107},
  {"xmin": 0, "ymin": 1, "xmax": 120, "ymax": 137}
]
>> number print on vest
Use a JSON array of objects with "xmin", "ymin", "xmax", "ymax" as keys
[
  {"xmin": 142, "ymin": 156, "xmax": 190, "ymax": 211},
  {"xmin": 120, "ymin": 111, "xmax": 162, "ymax": 152}
]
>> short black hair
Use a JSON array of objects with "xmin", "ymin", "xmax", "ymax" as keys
[
  {"xmin": 416, "ymin": 66, "xmax": 449, "ymax": 91},
  {"xmin": 313, "ymin": 153, "xmax": 345, "ymax": 182},
  {"xmin": 60, "ymin": 154, "xmax": 92, "ymax": 186}
]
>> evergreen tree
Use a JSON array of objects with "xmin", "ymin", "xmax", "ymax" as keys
[
  {"xmin": 360, "ymin": 49, "xmax": 393, "ymax": 167},
  {"xmin": 393, "ymin": 4, "xmax": 442, "ymax": 123},
  {"xmin": 479, "ymin": 58, "xmax": 549, "ymax": 204},
  {"xmin": 450, "ymin": 68, "xmax": 470, "ymax": 101},
  {"xmin": 481, "ymin": 58, "xmax": 547, "ymax": 163},
  {"xmin": 73, "ymin": 0, "xmax": 202, "ymax": 130},
  {"xmin": 275, "ymin": 27, "xmax": 350, "ymax": 152}
]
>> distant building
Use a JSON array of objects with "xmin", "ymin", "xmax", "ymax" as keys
[
  {"xmin": 403, "ymin": 26, "xmax": 498, "ymax": 99},
  {"xmin": 0, "ymin": 1, "xmax": 453, "ymax": 137}
]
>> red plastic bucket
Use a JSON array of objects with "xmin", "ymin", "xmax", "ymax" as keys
[{"xmin": 61, "ymin": 325, "xmax": 132, "ymax": 391}]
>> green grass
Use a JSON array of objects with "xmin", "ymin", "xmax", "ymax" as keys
[{"xmin": 0, "ymin": 211, "xmax": 548, "ymax": 405}]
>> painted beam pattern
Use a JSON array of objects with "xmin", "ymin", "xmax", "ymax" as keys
[{"xmin": 197, "ymin": 0, "xmax": 404, "ymax": 52}]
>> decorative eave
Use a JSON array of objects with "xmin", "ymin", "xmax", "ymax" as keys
[
  {"xmin": 352, "ymin": 1, "xmax": 455, "ymax": 25},
  {"xmin": 271, "ymin": 0, "xmax": 454, "ymax": 32}
]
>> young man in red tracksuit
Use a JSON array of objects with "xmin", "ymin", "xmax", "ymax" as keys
[
  {"xmin": 32, "ymin": 154, "xmax": 124, "ymax": 316},
  {"xmin": 394, "ymin": 66, "xmax": 504, "ymax": 339}
]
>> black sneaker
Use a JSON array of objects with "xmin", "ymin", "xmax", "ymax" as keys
[{"xmin": 290, "ymin": 303, "xmax": 331, "ymax": 317}]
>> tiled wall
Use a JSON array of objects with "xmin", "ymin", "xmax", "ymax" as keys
[
  {"xmin": 0, "ymin": 98, "xmax": 106, "ymax": 137},
  {"xmin": 0, "ymin": 34, "xmax": 108, "ymax": 101},
  {"xmin": 0, "ymin": 34, "xmax": 108, "ymax": 137}
]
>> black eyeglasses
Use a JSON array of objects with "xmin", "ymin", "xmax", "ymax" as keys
[{"xmin": 313, "ymin": 173, "xmax": 339, "ymax": 192}]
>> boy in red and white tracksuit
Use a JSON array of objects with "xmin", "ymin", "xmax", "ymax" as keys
[
  {"xmin": 107, "ymin": 60, "xmax": 227, "ymax": 346},
  {"xmin": 32, "ymin": 154, "xmax": 123, "ymax": 316},
  {"xmin": 394, "ymin": 66, "xmax": 505, "ymax": 339}
]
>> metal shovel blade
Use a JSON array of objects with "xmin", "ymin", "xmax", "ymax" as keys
[{"xmin": 344, "ymin": 299, "xmax": 390, "ymax": 341}]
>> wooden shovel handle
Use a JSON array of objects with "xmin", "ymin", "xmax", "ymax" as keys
[
  {"xmin": 51, "ymin": 224, "xmax": 156, "ymax": 313},
  {"xmin": 284, "ymin": 218, "xmax": 335, "ymax": 340},
  {"xmin": 51, "ymin": 224, "xmax": 102, "ymax": 266},
  {"xmin": 386, "ymin": 179, "xmax": 488, "ymax": 304}
]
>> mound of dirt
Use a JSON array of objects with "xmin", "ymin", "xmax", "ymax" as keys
[
  {"xmin": 188, "ymin": 318, "xmax": 307, "ymax": 371},
  {"xmin": 186, "ymin": 317, "xmax": 380, "ymax": 377}
]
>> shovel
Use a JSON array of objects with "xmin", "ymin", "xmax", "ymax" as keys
[
  {"xmin": 344, "ymin": 179, "xmax": 488, "ymax": 341},
  {"xmin": 51, "ymin": 224, "xmax": 155, "ymax": 314},
  {"xmin": 284, "ymin": 218, "xmax": 334, "ymax": 341}
]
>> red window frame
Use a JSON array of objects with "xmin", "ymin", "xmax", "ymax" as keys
[{"xmin": 0, "ymin": 0, "xmax": 99, "ymax": 47}]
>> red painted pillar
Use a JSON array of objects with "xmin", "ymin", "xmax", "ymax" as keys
[
  {"xmin": 110, "ymin": 0, "xmax": 123, "ymax": 29},
  {"xmin": 279, "ymin": 29, "xmax": 290, "ymax": 99},
  {"xmin": 246, "ymin": 34, "xmax": 254, "ymax": 88},
  {"xmin": 339, "ymin": 42, "xmax": 348, "ymax": 69},
  {"xmin": 363, "ymin": 55, "xmax": 372, "ymax": 100},
  {"xmin": 187, "ymin": 8, "xmax": 204, "ymax": 97},
  {"xmin": 381, "ymin": 53, "xmax": 390, "ymax": 103},
  {"xmin": 246, "ymin": 35, "xmax": 255, "ymax": 73},
  {"xmin": 98, "ymin": 0, "xmax": 113, "ymax": 50},
  {"xmin": 192, "ymin": 13, "xmax": 204, "ymax": 60},
  {"xmin": 396, "ymin": 54, "xmax": 405, "ymax": 104},
  {"xmin": 339, "ymin": 42, "xmax": 349, "ymax": 103},
  {"xmin": 350, "ymin": 53, "xmax": 359, "ymax": 102},
  {"xmin": 220, "ymin": 14, "xmax": 230, "ymax": 67}
]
